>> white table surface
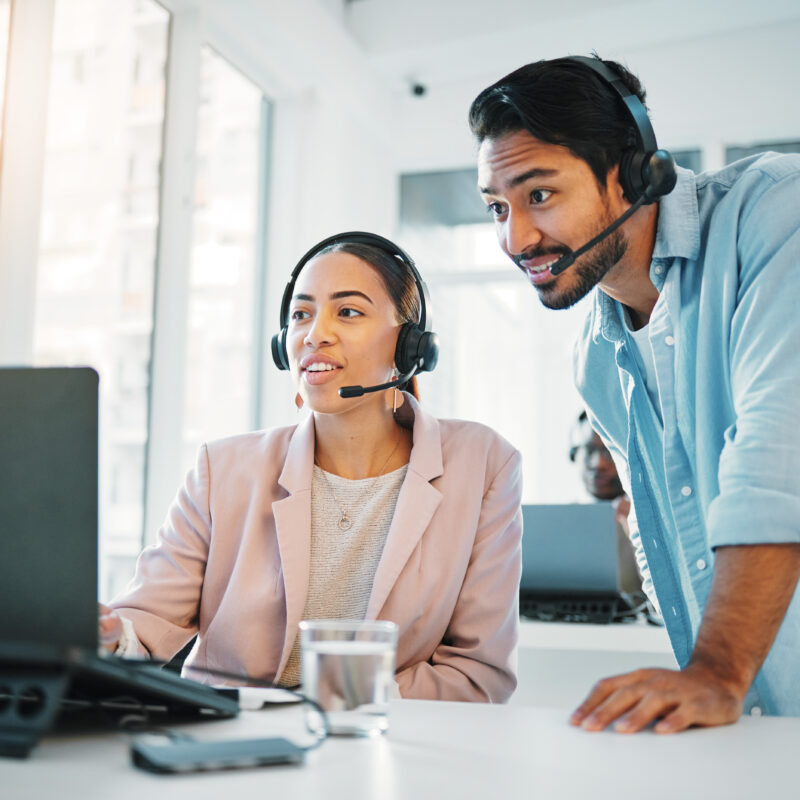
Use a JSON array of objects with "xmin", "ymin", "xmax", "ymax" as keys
[
  {"xmin": 518, "ymin": 618, "xmax": 674, "ymax": 653},
  {"xmin": 2, "ymin": 698, "xmax": 797, "ymax": 800},
  {"xmin": 514, "ymin": 618, "xmax": 678, "ymax": 708}
]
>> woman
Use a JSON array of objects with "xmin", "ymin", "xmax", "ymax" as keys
[{"xmin": 101, "ymin": 232, "xmax": 522, "ymax": 702}]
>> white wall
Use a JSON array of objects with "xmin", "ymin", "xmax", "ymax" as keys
[
  {"xmin": 373, "ymin": 14, "xmax": 800, "ymax": 501},
  {"xmin": 169, "ymin": 3, "xmax": 800, "ymax": 443},
  {"xmin": 168, "ymin": 0, "xmax": 402, "ymax": 428},
  {"xmin": 389, "ymin": 18, "xmax": 800, "ymax": 173}
]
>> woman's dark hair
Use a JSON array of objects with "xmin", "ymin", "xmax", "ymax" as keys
[
  {"xmin": 315, "ymin": 241, "xmax": 421, "ymax": 399},
  {"xmin": 469, "ymin": 56, "xmax": 647, "ymax": 187}
]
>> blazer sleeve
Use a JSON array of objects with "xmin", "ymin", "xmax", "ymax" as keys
[
  {"xmin": 395, "ymin": 447, "xmax": 523, "ymax": 702},
  {"xmin": 109, "ymin": 444, "xmax": 213, "ymax": 660}
]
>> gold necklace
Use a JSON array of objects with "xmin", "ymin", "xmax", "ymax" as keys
[{"xmin": 318, "ymin": 431, "xmax": 403, "ymax": 531}]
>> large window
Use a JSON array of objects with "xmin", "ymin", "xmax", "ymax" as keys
[
  {"xmin": 400, "ymin": 177, "xmax": 592, "ymax": 504},
  {"xmin": 32, "ymin": 0, "xmax": 170, "ymax": 599},
  {"xmin": 726, "ymin": 140, "xmax": 800, "ymax": 163},
  {"xmin": 0, "ymin": 0, "xmax": 11, "ymax": 153},
  {"xmin": 181, "ymin": 46, "xmax": 268, "ymax": 470}
]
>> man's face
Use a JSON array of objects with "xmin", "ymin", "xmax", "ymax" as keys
[
  {"xmin": 576, "ymin": 429, "xmax": 624, "ymax": 501},
  {"xmin": 477, "ymin": 129, "xmax": 629, "ymax": 309}
]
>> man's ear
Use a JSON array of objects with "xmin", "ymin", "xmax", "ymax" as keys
[{"xmin": 605, "ymin": 163, "xmax": 629, "ymax": 208}]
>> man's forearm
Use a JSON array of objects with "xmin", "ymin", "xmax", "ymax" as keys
[{"xmin": 689, "ymin": 543, "xmax": 800, "ymax": 695}]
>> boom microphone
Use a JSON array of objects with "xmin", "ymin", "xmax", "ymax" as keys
[
  {"xmin": 548, "ymin": 193, "xmax": 647, "ymax": 277},
  {"xmin": 549, "ymin": 149, "xmax": 677, "ymax": 277},
  {"xmin": 338, "ymin": 361, "xmax": 422, "ymax": 399}
]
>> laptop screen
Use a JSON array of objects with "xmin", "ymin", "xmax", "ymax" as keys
[
  {"xmin": 0, "ymin": 367, "xmax": 99, "ymax": 652},
  {"xmin": 520, "ymin": 503, "xmax": 619, "ymax": 594}
]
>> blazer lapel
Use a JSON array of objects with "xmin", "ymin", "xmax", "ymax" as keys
[
  {"xmin": 366, "ymin": 395, "xmax": 443, "ymax": 619},
  {"xmin": 273, "ymin": 413, "xmax": 315, "ymax": 678}
]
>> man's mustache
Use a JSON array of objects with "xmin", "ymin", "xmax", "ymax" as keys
[{"xmin": 513, "ymin": 246, "xmax": 571, "ymax": 269}]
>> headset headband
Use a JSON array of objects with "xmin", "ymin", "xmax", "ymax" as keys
[
  {"xmin": 278, "ymin": 231, "xmax": 432, "ymax": 334},
  {"xmin": 567, "ymin": 56, "xmax": 658, "ymax": 153},
  {"xmin": 271, "ymin": 231, "xmax": 439, "ymax": 378},
  {"xmin": 564, "ymin": 55, "xmax": 676, "ymax": 204}
]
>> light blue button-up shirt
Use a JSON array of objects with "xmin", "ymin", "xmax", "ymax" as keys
[{"xmin": 574, "ymin": 154, "xmax": 800, "ymax": 716}]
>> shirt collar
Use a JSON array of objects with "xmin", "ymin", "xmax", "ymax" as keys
[
  {"xmin": 592, "ymin": 166, "xmax": 700, "ymax": 343},
  {"xmin": 652, "ymin": 166, "xmax": 701, "ymax": 262}
]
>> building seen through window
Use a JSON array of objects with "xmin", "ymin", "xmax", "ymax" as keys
[{"xmin": 31, "ymin": 0, "xmax": 169, "ymax": 599}]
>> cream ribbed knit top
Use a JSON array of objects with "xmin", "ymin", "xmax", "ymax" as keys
[{"xmin": 278, "ymin": 463, "xmax": 407, "ymax": 687}]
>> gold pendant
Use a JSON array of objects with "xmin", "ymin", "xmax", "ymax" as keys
[{"xmin": 338, "ymin": 515, "xmax": 352, "ymax": 531}]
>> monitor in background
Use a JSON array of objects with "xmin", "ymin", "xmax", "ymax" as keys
[{"xmin": 519, "ymin": 503, "xmax": 625, "ymax": 624}]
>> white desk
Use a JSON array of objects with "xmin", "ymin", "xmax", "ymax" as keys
[
  {"xmin": 514, "ymin": 619, "xmax": 677, "ymax": 708},
  {"xmin": 1, "ymin": 698, "xmax": 796, "ymax": 800}
]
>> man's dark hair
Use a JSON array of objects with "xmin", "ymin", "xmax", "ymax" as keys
[{"xmin": 468, "ymin": 55, "xmax": 648, "ymax": 187}]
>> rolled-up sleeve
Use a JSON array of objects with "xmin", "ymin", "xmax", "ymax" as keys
[{"xmin": 707, "ymin": 170, "xmax": 800, "ymax": 550}]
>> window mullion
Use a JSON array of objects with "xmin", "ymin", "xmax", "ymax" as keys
[
  {"xmin": 143, "ymin": 8, "xmax": 202, "ymax": 547},
  {"xmin": 0, "ymin": 0, "xmax": 55, "ymax": 365}
]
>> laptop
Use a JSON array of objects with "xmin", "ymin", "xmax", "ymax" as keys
[
  {"xmin": 519, "ymin": 503, "xmax": 627, "ymax": 624},
  {"xmin": 0, "ymin": 367, "xmax": 238, "ymax": 758}
]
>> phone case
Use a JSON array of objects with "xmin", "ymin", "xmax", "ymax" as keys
[{"xmin": 131, "ymin": 736, "xmax": 306, "ymax": 773}]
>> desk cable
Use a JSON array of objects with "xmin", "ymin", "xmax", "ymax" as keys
[
  {"xmin": 53, "ymin": 662, "xmax": 330, "ymax": 758},
  {"xmin": 612, "ymin": 593, "xmax": 665, "ymax": 626}
]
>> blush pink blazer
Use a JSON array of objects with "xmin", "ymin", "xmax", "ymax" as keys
[{"xmin": 111, "ymin": 394, "xmax": 522, "ymax": 702}]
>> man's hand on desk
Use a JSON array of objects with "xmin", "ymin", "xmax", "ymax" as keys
[
  {"xmin": 571, "ymin": 544, "xmax": 800, "ymax": 733},
  {"xmin": 569, "ymin": 664, "xmax": 744, "ymax": 734}
]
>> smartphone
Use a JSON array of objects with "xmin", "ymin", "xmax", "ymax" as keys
[{"xmin": 131, "ymin": 736, "xmax": 306, "ymax": 774}]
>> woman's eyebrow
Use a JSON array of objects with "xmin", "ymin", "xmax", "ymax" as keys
[
  {"xmin": 292, "ymin": 290, "xmax": 374, "ymax": 305},
  {"xmin": 330, "ymin": 290, "xmax": 374, "ymax": 305}
]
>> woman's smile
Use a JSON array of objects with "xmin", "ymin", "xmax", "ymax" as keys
[{"xmin": 301, "ymin": 354, "xmax": 343, "ymax": 386}]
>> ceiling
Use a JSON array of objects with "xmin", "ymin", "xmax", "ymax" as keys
[{"xmin": 337, "ymin": 0, "xmax": 800, "ymax": 91}]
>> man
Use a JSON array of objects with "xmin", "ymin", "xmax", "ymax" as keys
[
  {"xmin": 469, "ymin": 55, "xmax": 800, "ymax": 733},
  {"xmin": 569, "ymin": 410, "xmax": 641, "ymax": 597}
]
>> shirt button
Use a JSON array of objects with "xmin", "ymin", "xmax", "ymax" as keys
[
  {"xmin": 654, "ymin": 265, "xmax": 663, "ymax": 275},
  {"xmin": 665, "ymin": 335, "xmax": 675, "ymax": 346},
  {"xmin": 681, "ymin": 486, "xmax": 692, "ymax": 497},
  {"xmin": 696, "ymin": 558, "xmax": 707, "ymax": 570},
  {"xmin": 750, "ymin": 706, "xmax": 762, "ymax": 717}
]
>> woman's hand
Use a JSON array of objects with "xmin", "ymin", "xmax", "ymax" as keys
[{"xmin": 98, "ymin": 603, "xmax": 123, "ymax": 653}]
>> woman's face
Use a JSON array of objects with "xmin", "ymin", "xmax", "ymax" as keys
[{"xmin": 287, "ymin": 251, "xmax": 401, "ymax": 415}]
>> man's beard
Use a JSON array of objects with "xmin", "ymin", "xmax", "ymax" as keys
[{"xmin": 536, "ymin": 225, "xmax": 627, "ymax": 311}]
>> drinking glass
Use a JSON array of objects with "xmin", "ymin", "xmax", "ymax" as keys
[{"xmin": 299, "ymin": 619, "xmax": 398, "ymax": 736}]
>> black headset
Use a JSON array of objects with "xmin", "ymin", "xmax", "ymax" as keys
[
  {"xmin": 567, "ymin": 56, "xmax": 677, "ymax": 205},
  {"xmin": 270, "ymin": 232, "xmax": 439, "ymax": 391},
  {"xmin": 568, "ymin": 410, "xmax": 591, "ymax": 462}
]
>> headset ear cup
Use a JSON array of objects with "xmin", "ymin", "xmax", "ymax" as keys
[
  {"xmin": 271, "ymin": 328, "xmax": 290, "ymax": 371},
  {"xmin": 418, "ymin": 331, "xmax": 439, "ymax": 373},
  {"xmin": 394, "ymin": 322, "xmax": 417, "ymax": 375},
  {"xmin": 618, "ymin": 149, "xmax": 645, "ymax": 204},
  {"xmin": 395, "ymin": 324, "xmax": 440, "ymax": 375},
  {"xmin": 643, "ymin": 150, "xmax": 678, "ymax": 202}
]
